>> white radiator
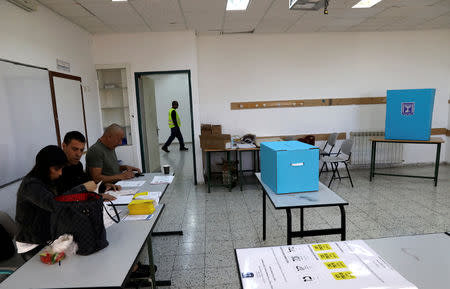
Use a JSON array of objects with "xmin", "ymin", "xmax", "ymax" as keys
[{"xmin": 350, "ymin": 132, "xmax": 403, "ymax": 165}]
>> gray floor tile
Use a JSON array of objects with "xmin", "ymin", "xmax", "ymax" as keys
[
  {"xmin": 173, "ymin": 254, "xmax": 205, "ymax": 270},
  {"xmin": 177, "ymin": 241, "xmax": 205, "ymax": 255},
  {"xmin": 171, "ymin": 268, "xmax": 205, "ymax": 288},
  {"xmin": 205, "ymin": 267, "xmax": 240, "ymax": 286}
]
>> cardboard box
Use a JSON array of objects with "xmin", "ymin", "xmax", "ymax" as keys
[
  {"xmin": 261, "ymin": 141, "xmax": 319, "ymax": 194},
  {"xmin": 200, "ymin": 134, "xmax": 230, "ymax": 149},
  {"xmin": 211, "ymin": 125, "xmax": 222, "ymax": 135},
  {"xmin": 201, "ymin": 124, "xmax": 212, "ymax": 135},
  {"xmin": 385, "ymin": 89, "xmax": 435, "ymax": 141}
]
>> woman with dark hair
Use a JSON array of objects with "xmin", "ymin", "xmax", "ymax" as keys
[{"xmin": 15, "ymin": 145, "xmax": 96, "ymax": 260}]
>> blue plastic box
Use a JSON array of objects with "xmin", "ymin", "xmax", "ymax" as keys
[
  {"xmin": 385, "ymin": 89, "xmax": 435, "ymax": 141},
  {"xmin": 260, "ymin": 141, "xmax": 319, "ymax": 194}
]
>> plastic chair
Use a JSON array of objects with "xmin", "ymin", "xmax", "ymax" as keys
[
  {"xmin": 319, "ymin": 133, "xmax": 338, "ymax": 172},
  {"xmin": 0, "ymin": 211, "xmax": 24, "ymax": 283},
  {"xmin": 320, "ymin": 139, "xmax": 354, "ymax": 188}
]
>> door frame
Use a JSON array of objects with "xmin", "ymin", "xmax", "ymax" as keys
[{"xmin": 134, "ymin": 70, "xmax": 197, "ymax": 185}]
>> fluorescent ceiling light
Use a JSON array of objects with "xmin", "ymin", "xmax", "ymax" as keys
[
  {"xmin": 226, "ymin": 0, "xmax": 250, "ymax": 11},
  {"xmin": 352, "ymin": 0, "xmax": 382, "ymax": 8},
  {"xmin": 112, "ymin": 0, "xmax": 127, "ymax": 2}
]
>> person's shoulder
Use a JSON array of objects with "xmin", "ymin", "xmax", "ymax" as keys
[{"xmin": 86, "ymin": 141, "xmax": 103, "ymax": 155}]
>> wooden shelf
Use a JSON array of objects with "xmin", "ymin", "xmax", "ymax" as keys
[{"xmin": 231, "ymin": 97, "xmax": 386, "ymax": 110}]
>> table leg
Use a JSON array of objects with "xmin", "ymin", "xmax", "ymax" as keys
[
  {"xmin": 147, "ymin": 236, "xmax": 156, "ymax": 289},
  {"xmin": 434, "ymin": 143, "xmax": 441, "ymax": 186},
  {"xmin": 227, "ymin": 151, "xmax": 232, "ymax": 192},
  {"xmin": 253, "ymin": 150, "xmax": 256, "ymax": 173},
  {"xmin": 286, "ymin": 209, "xmax": 292, "ymax": 245},
  {"xmin": 257, "ymin": 150, "xmax": 260, "ymax": 172},
  {"xmin": 239, "ymin": 150, "xmax": 243, "ymax": 191},
  {"xmin": 262, "ymin": 188, "xmax": 266, "ymax": 241},
  {"xmin": 207, "ymin": 151, "xmax": 211, "ymax": 193},
  {"xmin": 300, "ymin": 208, "xmax": 304, "ymax": 237},
  {"xmin": 339, "ymin": 205, "xmax": 346, "ymax": 241},
  {"xmin": 370, "ymin": 141, "xmax": 376, "ymax": 181}
]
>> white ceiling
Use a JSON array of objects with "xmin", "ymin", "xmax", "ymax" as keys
[{"xmin": 36, "ymin": 0, "xmax": 450, "ymax": 35}]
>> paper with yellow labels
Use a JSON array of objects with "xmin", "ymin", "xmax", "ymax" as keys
[{"xmin": 236, "ymin": 240, "xmax": 417, "ymax": 289}]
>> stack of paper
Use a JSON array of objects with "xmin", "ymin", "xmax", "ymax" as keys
[
  {"xmin": 116, "ymin": 180, "xmax": 146, "ymax": 187},
  {"xmin": 150, "ymin": 176, "xmax": 174, "ymax": 184},
  {"xmin": 134, "ymin": 191, "xmax": 162, "ymax": 205},
  {"xmin": 123, "ymin": 214, "xmax": 154, "ymax": 221}
]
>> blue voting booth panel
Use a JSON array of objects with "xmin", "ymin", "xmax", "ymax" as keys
[
  {"xmin": 385, "ymin": 89, "xmax": 435, "ymax": 141},
  {"xmin": 261, "ymin": 141, "xmax": 319, "ymax": 194}
]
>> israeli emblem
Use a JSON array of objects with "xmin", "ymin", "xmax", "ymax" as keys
[{"xmin": 401, "ymin": 102, "xmax": 415, "ymax": 116}]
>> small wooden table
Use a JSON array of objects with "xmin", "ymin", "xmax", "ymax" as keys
[
  {"xmin": 369, "ymin": 137, "xmax": 444, "ymax": 186},
  {"xmin": 203, "ymin": 146, "xmax": 260, "ymax": 193}
]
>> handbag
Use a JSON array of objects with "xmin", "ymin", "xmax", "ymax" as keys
[{"xmin": 50, "ymin": 192, "xmax": 120, "ymax": 256}]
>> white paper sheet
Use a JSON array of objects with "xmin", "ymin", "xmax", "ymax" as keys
[
  {"xmin": 110, "ymin": 195, "xmax": 134, "ymax": 205},
  {"xmin": 236, "ymin": 240, "xmax": 417, "ymax": 289},
  {"xmin": 237, "ymin": 143, "xmax": 256, "ymax": 149},
  {"xmin": 103, "ymin": 206, "xmax": 124, "ymax": 229},
  {"xmin": 150, "ymin": 176, "xmax": 174, "ymax": 184},
  {"xmin": 115, "ymin": 180, "xmax": 146, "ymax": 187},
  {"xmin": 107, "ymin": 189, "xmax": 139, "ymax": 197}
]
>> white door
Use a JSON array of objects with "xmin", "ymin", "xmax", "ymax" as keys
[
  {"xmin": 52, "ymin": 76, "xmax": 87, "ymax": 145},
  {"xmin": 139, "ymin": 76, "xmax": 161, "ymax": 172}
]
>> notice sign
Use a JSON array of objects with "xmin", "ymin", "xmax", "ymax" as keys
[{"xmin": 236, "ymin": 240, "xmax": 417, "ymax": 289}]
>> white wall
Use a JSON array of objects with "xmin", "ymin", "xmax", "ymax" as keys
[
  {"xmin": 146, "ymin": 74, "xmax": 193, "ymax": 144},
  {"xmin": 0, "ymin": 1, "xmax": 100, "ymax": 216},
  {"xmin": 92, "ymin": 31, "xmax": 202, "ymax": 181},
  {"xmin": 197, "ymin": 30, "xmax": 450, "ymax": 164}
]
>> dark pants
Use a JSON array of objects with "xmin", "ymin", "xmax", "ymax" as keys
[{"xmin": 163, "ymin": 127, "xmax": 185, "ymax": 149}]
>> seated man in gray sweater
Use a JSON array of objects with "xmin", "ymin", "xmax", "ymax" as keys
[{"xmin": 86, "ymin": 124, "xmax": 141, "ymax": 183}]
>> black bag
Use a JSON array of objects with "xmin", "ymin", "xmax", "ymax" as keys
[
  {"xmin": 0, "ymin": 224, "xmax": 15, "ymax": 261},
  {"xmin": 50, "ymin": 192, "xmax": 119, "ymax": 255}
]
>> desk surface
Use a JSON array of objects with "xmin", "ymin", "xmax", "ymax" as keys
[
  {"xmin": 236, "ymin": 233, "xmax": 450, "ymax": 289},
  {"xmin": 137, "ymin": 172, "xmax": 173, "ymax": 198},
  {"xmin": 255, "ymin": 173, "xmax": 348, "ymax": 208},
  {"xmin": 203, "ymin": 147, "xmax": 260, "ymax": 152},
  {"xmin": 364, "ymin": 233, "xmax": 450, "ymax": 289},
  {"xmin": 0, "ymin": 204, "xmax": 164, "ymax": 289},
  {"xmin": 370, "ymin": 137, "xmax": 444, "ymax": 144}
]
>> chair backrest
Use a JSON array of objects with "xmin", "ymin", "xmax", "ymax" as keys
[
  {"xmin": 340, "ymin": 139, "xmax": 353, "ymax": 156},
  {"xmin": 328, "ymin": 133, "xmax": 338, "ymax": 146}
]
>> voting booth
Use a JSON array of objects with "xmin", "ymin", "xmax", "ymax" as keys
[
  {"xmin": 260, "ymin": 141, "xmax": 319, "ymax": 194},
  {"xmin": 385, "ymin": 89, "xmax": 435, "ymax": 141}
]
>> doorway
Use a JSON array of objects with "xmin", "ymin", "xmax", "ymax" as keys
[{"xmin": 135, "ymin": 70, "xmax": 197, "ymax": 185}]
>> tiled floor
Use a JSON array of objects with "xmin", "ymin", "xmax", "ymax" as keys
[{"xmin": 151, "ymin": 145, "xmax": 450, "ymax": 288}]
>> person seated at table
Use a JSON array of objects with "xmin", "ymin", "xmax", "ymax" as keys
[
  {"xmin": 58, "ymin": 131, "xmax": 118, "ymax": 201},
  {"xmin": 15, "ymin": 145, "xmax": 96, "ymax": 261},
  {"xmin": 86, "ymin": 124, "xmax": 141, "ymax": 183}
]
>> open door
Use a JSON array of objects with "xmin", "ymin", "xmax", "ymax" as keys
[{"xmin": 138, "ymin": 76, "xmax": 161, "ymax": 172}]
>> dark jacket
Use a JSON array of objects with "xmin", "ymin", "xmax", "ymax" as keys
[{"xmin": 15, "ymin": 176, "xmax": 85, "ymax": 245}]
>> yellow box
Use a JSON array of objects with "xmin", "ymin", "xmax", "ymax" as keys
[{"xmin": 128, "ymin": 199, "xmax": 155, "ymax": 215}]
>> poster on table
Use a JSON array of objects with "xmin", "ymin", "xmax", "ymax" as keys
[{"xmin": 236, "ymin": 240, "xmax": 417, "ymax": 289}]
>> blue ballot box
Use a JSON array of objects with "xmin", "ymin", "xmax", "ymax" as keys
[
  {"xmin": 260, "ymin": 141, "xmax": 319, "ymax": 194},
  {"xmin": 385, "ymin": 89, "xmax": 435, "ymax": 141}
]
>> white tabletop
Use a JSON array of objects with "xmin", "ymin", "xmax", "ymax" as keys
[
  {"xmin": 365, "ymin": 233, "xmax": 450, "ymax": 289},
  {"xmin": 0, "ymin": 204, "xmax": 164, "ymax": 289},
  {"xmin": 236, "ymin": 233, "xmax": 450, "ymax": 289},
  {"xmin": 255, "ymin": 173, "xmax": 348, "ymax": 209}
]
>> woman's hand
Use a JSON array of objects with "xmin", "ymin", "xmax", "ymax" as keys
[{"xmin": 83, "ymin": 181, "xmax": 97, "ymax": 192}]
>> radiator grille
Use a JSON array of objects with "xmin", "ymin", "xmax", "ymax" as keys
[{"xmin": 350, "ymin": 132, "xmax": 403, "ymax": 165}]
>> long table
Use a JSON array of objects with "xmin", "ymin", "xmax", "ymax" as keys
[
  {"xmin": 256, "ymin": 173, "xmax": 348, "ymax": 245},
  {"xmin": 235, "ymin": 233, "xmax": 450, "ymax": 289},
  {"xmin": 0, "ymin": 205, "xmax": 165, "ymax": 289},
  {"xmin": 369, "ymin": 137, "xmax": 444, "ymax": 186}
]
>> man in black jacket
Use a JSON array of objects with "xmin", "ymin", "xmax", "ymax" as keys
[
  {"xmin": 59, "ymin": 131, "xmax": 117, "ymax": 200},
  {"xmin": 161, "ymin": 101, "xmax": 188, "ymax": 152}
]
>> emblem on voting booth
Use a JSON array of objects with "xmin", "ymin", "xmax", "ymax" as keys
[{"xmin": 401, "ymin": 102, "xmax": 415, "ymax": 116}]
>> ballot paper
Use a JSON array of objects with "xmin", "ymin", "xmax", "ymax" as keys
[
  {"xmin": 107, "ymin": 189, "xmax": 139, "ymax": 197},
  {"xmin": 115, "ymin": 180, "xmax": 146, "ymax": 187},
  {"xmin": 103, "ymin": 206, "xmax": 125, "ymax": 229},
  {"xmin": 236, "ymin": 240, "xmax": 417, "ymax": 289},
  {"xmin": 150, "ymin": 176, "xmax": 174, "ymax": 185},
  {"xmin": 110, "ymin": 195, "xmax": 134, "ymax": 205}
]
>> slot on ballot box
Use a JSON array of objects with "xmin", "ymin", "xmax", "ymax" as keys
[{"xmin": 260, "ymin": 141, "xmax": 319, "ymax": 194}]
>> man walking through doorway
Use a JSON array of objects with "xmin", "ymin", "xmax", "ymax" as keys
[{"xmin": 162, "ymin": 100, "xmax": 188, "ymax": 152}]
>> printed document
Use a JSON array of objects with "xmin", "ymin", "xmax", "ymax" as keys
[
  {"xmin": 236, "ymin": 240, "xmax": 417, "ymax": 289},
  {"xmin": 115, "ymin": 180, "xmax": 146, "ymax": 187},
  {"xmin": 150, "ymin": 176, "xmax": 174, "ymax": 184}
]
